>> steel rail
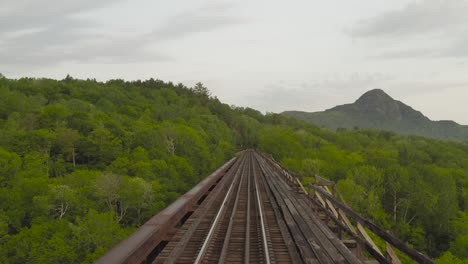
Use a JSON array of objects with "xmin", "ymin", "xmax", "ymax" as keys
[
  {"xmin": 94, "ymin": 157, "xmax": 237, "ymax": 264},
  {"xmin": 193, "ymin": 156, "xmax": 244, "ymax": 264},
  {"xmin": 217, "ymin": 155, "xmax": 247, "ymax": 264},
  {"xmin": 253, "ymin": 156, "xmax": 271, "ymax": 264},
  {"xmin": 161, "ymin": 156, "xmax": 243, "ymax": 264},
  {"xmin": 244, "ymin": 156, "xmax": 251, "ymax": 263}
]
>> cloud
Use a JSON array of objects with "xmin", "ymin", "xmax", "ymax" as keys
[
  {"xmin": 0, "ymin": 0, "xmax": 119, "ymax": 32},
  {"xmin": 0, "ymin": 24, "xmax": 169, "ymax": 65},
  {"xmin": 0, "ymin": 0, "xmax": 245, "ymax": 67},
  {"xmin": 245, "ymin": 73, "xmax": 394, "ymax": 113},
  {"xmin": 350, "ymin": 0, "xmax": 468, "ymax": 58},
  {"xmin": 351, "ymin": 0, "xmax": 468, "ymax": 37},
  {"xmin": 371, "ymin": 47, "xmax": 440, "ymax": 59},
  {"xmin": 150, "ymin": 1, "xmax": 245, "ymax": 41},
  {"xmin": 447, "ymin": 32, "xmax": 468, "ymax": 57},
  {"xmin": 0, "ymin": 0, "xmax": 161, "ymax": 66}
]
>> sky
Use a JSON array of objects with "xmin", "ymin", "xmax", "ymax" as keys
[{"xmin": 1, "ymin": 0, "xmax": 468, "ymax": 124}]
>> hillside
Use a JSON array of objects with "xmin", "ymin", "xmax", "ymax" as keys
[
  {"xmin": 283, "ymin": 89, "xmax": 468, "ymax": 141},
  {"xmin": 0, "ymin": 77, "xmax": 466, "ymax": 263}
]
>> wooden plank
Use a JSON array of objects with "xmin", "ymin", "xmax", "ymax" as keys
[
  {"xmin": 260, "ymin": 161, "xmax": 337, "ymax": 264},
  {"xmin": 275, "ymin": 198, "xmax": 319, "ymax": 263},
  {"xmin": 357, "ymin": 222, "xmax": 384, "ymax": 257},
  {"xmin": 339, "ymin": 208, "xmax": 357, "ymax": 234},
  {"xmin": 284, "ymin": 198, "xmax": 336, "ymax": 264},
  {"xmin": 315, "ymin": 175, "xmax": 335, "ymax": 185},
  {"xmin": 386, "ymin": 243, "xmax": 402, "ymax": 264},
  {"xmin": 316, "ymin": 192, "xmax": 327, "ymax": 208},
  {"xmin": 314, "ymin": 182, "xmax": 335, "ymax": 186},
  {"xmin": 257, "ymin": 161, "xmax": 304, "ymax": 264},
  {"xmin": 321, "ymin": 186, "xmax": 356, "ymax": 237},
  {"xmin": 268, "ymin": 171, "xmax": 345, "ymax": 263},
  {"xmin": 322, "ymin": 186, "xmax": 342, "ymax": 219},
  {"xmin": 308, "ymin": 184, "xmax": 435, "ymax": 264},
  {"xmin": 307, "ymin": 193, "xmax": 389, "ymax": 264},
  {"xmin": 323, "ymin": 186, "xmax": 333, "ymax": 195},
  {"xmin": 296, "ymin": 178, "xmax": 308, "ymax": 194},
  {"xmin": 325, "ymin": 199, "xmax": 340, "ymax": 219},
  {"xmin": 269, "ymin": 167, "xmax": 359, "ymax": 264},
  {"xmin": 255, "ymin": 159, "xmax": 319, "ymax": 263},
  {"xmin": 295, "ymin": 198, "xmax": 363, "ymax": 264}
]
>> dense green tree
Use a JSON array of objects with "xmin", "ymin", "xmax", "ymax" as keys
[
  {"xmin": 0, "ymin": 76, "xmax": 465, "ymax": 263},
  {"xmin": 70, "ymin": 210, "xmax": 133, "ymax": 263},
  {"xmin": 56, "ymin": 128, "xmax": 80, "ymax": 167},
  {"xmin": 48, "ymin": 184, "xmax": 78, "ymax": 219},
  {"xmin": 95, "ymin": 173, "xmax": 123, "ymax": 222},
  {"xmin": 436, "ymin": 251, "xmax": 465, "ymax": 264},
  {"xmin": 1, "ymin": 220, "xmax": 76, "ymax": 264},
  {"xmin": 0, "ymin": 147, "xmax": 21, "ymax": 186},
  {"xmin": 258, "ymin": 126, "xmax": 305, "ymax": 160},
  {"xmin": 121, "ymin": 177, "xmax": 154, "ymax": 225}
]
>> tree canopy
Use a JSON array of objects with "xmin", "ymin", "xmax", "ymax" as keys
[{"xmin": 0, "ymin": 77, "xmax": 466, "ymax": 263}]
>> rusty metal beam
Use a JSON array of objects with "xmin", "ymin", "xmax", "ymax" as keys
[{"xmin": 94, "ymin": 157, "xmax": 237, "ymax": 264}]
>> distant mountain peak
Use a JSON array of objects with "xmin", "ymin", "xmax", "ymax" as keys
[
  {"xmin": 283, "ymin": 88, "xmax": 468, "ymax": 141},
  {"xmin": 356, "ymin": 89, "xmax": 393, "ymax": 104},
  {"xmin": 355, "ymin": 89, "xmax": 403, "ymax": 119},
  {"xmin": 330, "ymin": 89, "xmax": 410, "ymax": 120}
]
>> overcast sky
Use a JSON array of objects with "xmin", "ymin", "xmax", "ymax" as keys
[{"xmin": 1, "ymin": 0, "xmax": 468, "ymax": 124}]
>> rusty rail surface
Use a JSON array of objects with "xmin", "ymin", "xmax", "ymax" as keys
[
  {"xmin": 154, "ymin": 151, "xmax": 282, "ymax": 263},
  {"xmin": 153, "ymin": 151, "xmax": 364, "ymax": 263},
  {"xmin": 94, "ymin": 157, "xmax": 237, "ymax": 264}
]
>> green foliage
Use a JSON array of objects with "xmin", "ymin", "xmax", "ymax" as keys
[
  {"xmin": 449, "ymin": 212, "xmax": 468, "ymax": 259},
  {"xmin": 70, "ymin": 209, "xmax": 133, "ymax": 263},
  {"xmin": 0, "ymin": 77, "xmax": 238, "ymax": 263},
  {"xmin": 256, "ymin": 118, "xmax": 467, "ymax": 259},
  {"xmin": 436, "ymin": 251, "xmax": 466, "ymax": 264},
  {"xmin": 1, "ymin": 220, "xmax": 77, "ymax": 264},
  {"xmin": 0, "ymin": 76, "xmax": 466, "ymax": 263},
  {"xmin": 0, "ymin": 147, "xmax": 21, "ymax": 186},
  {"xmin": 258, "ymin": 126, "xmax": 305, "ymax": 160}
]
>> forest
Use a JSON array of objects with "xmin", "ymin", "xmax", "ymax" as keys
[{"xmin": 0, "ymin": 76, "xmax": 466, "ymax": 263}]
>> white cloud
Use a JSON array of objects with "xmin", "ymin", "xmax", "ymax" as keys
[
  {"xmin": 1, "ymin": 0, "xmax": 468, "ymax": 124},
  {"xmin": 150, "ymin": 2, "xmax": 245, "ymax": 41},
  {"xmin": 351, "ymin": 0, "xmax": 468, "ymax": 37},
  {"xmin": 351, "ymin": 0, "xmax": 468, "ymax": 57},
  {"xmin": 0, "ymin": 0, "xmax": 243, "ymax": 66}
]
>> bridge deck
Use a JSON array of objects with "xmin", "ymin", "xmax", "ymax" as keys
[{"xmin": 152, "ymin": 150, "xmax": 362, "ymax": 264}]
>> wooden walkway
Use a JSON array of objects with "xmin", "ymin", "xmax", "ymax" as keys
[{"xmin": 152, "ymin": 150, "xmax": 362, "ymax": 263}]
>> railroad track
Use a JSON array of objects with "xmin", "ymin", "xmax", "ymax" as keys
[
  {"xmin": 153, "ymin": 150, "xmax": 363, "ymax": 263},
  {"xmin": 98, "ymin": 150, "xmax": 435, "ymax": 264},
  {"xmin": 154, "ymin": 150, "xmax": 295, "ymax": 263}
]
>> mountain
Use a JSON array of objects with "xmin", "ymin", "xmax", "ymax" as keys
[
  {"xmin": 0, "ymin": 78, "xmax": 465, "ymax": 262},
  {"xmin": 283, "ymin": 89, "xmax": 468, "ymax": 141}
]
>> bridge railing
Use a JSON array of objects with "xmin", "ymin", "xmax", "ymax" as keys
[
  {"xmin": 94, "ymin": 157, "xmax": 237, "ymax": 264},
  {"xmin": 263, "ymin": 154, "xmax": 435, "ymax": 264}
]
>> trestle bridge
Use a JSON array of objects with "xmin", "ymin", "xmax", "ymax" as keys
[{"xmin": 96, "ymin": 150, "xmax": 434, "ymax": 264}]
